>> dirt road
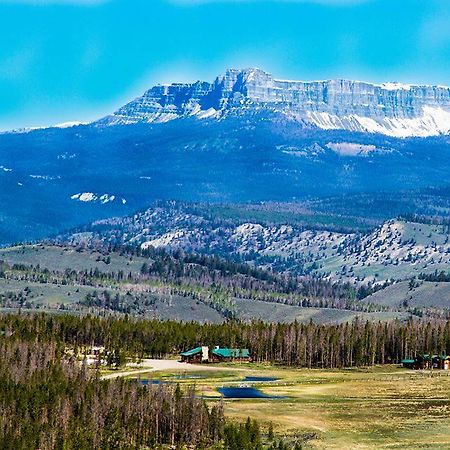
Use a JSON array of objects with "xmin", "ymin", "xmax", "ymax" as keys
[{"xmin": 101, "ymin": 358, "xmax": 243, "ymax": 380}]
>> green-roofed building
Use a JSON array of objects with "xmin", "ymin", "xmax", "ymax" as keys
[
  {"xmin": 401, "ymin": 354, "xmax": 450, "ymax": 370},
  {"xmin": 179, "ymin": 346, "xmax": 251, "ymax": 364},
  {"xmin": 180, "ymin": 346, "xmax": 209, "ymax": 363},
  {"xmin": 401, "ymin": 359, "xmax": 416, "ymax": 369},
  {"xmin": 210, "ymin": 346, "xmax": 250, "ymax": 362}
]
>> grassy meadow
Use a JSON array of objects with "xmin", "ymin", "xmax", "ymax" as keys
[
  {"xmin": 0, "ymin": 244, "xmax": 147, "ymax": 274},
  {"xmin": 123, "ymin": 364, "xmax": 450, "ymax": 449}
]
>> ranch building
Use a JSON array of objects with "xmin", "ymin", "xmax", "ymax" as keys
[{"xmin": 180, "ymin": 346, "xmax": 250, "ymax": 363}]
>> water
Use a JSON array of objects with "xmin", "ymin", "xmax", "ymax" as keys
[
  {"xmin": 218, "ymin": 386, "xmax": 281, "ymax": 399},
  {"xmin": 139, "ymin": 379, "xmax": 164, "ymax": 386},
  {"xmin": 243, "ymin": 376, "xmax": 279, "ymax": 382}
]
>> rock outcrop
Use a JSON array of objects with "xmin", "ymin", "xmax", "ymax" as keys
[{"xmin": 98, "ymin": 68, "xmax": 450, "ymax": 137}]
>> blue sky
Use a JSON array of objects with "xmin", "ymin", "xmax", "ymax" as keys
[{"xmin": 1, "ymin": 0, "xmax": 449, "ymax": 130}]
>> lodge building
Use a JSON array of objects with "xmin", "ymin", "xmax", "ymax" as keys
[
  {"xmin": 180, "ymin": 345, "xmax": 250, "ymax": 363},
  {"xmin": 401, "ymin": 354, "xmax": 450, "ymax": 370}
]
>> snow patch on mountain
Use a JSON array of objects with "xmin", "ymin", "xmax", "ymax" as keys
[
  {"xmin": 196, "ymin": 108, "xmax": 218, "ymax": 119},
  {"xmin": 71, "ymin": 193, "xmax": 97, "ymax": 202},
  {"xmin": 325, "ymin": 142, "xmax": 377, "ymax": 156},
  {"xmin": 57, "ymin": 153, "xmax": 77, "ymax": 160},
  {"xmin": 306, "ymin": 107, "xmax": 450, "ymax": 138},
  {"xmin": 30, "ymin": 174, "xmax": 61, "ymax": 180},
  {"xmin": 70, "ymin": 193, "xmax": 125, "ymax": 205},
  {"xmin": 377, "ymin": 82, "xmax": 412, "ymax": 91},
  {"xmin": 54, "ymin": 121, "xmax": 85, "ymax": 129},
  {"xmin": 2, "ymin": 121, "xmax": 85, "ymax": 135}
]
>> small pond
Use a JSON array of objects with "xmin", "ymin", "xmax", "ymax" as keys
[
  {"xmin": 139, "ymin": 379, "xmax": 164, "ymax": 386},
  {"xmin": 243, "ymin": 376, "xmax": 279, "ymax": 382},
  {"xmin": 218, "ymin": 386, "xmax": 282, "ymax": 399}
]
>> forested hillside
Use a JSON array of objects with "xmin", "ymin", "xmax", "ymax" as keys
[
  {"xmin": 0, "ymin": 243, "xmax": 432, "ymax": 323},
  {"xmin": 1, "ymin": 115, "xmax": 450, "ymax": 244},
  {"xmin": 0, "ymin": 338, "xmax": 224, "ymax": 449},
  {"xmin": 60, "ymin": 201, "xmax": 450, "ymax": 285}
]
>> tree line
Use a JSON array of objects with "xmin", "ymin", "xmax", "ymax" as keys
[
  {"xmin": 2, "ymin": 313, "xmax": 450, "ymax": 368},
  {"xmin": 418, "ymin": 270, "xmax": 450, "ymax": 282}
]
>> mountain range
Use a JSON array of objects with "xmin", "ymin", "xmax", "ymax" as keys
[{"xmin": 1, "ymin": 68, "xmax": 450, "ymax": 244}]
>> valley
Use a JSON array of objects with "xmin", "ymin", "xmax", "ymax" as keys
[
  {"xmin": 3, "ymin": 312, "xmax": 450, "ymax": 449},
  {"xmin": 2, "ymin": 0, "xmax": 450, "ymax": 447}
]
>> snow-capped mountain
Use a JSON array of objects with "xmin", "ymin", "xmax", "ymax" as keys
[{"xmin": 98, "ymin": 68, "xmax": 450, "ymax": 138}]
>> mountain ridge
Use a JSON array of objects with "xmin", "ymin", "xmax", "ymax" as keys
[
  {"xmin": 96, "ymin": 67, "xmax": 450, "ymax": 138},
  {"xmin": 4, "ymin": 68, "xmax": 450, "ymax": 138}
]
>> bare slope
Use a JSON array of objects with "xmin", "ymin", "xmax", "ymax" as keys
[{"xmin": 364, "ymin": 280, "xmax": 450, "ymax": 309}]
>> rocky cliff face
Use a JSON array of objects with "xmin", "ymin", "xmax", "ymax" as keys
[{"xmin": 98, "ymin": 68, "xmax": 450, "ymax": 137}]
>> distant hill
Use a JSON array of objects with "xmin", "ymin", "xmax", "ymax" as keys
[
  {"xmin": 0, "ymin": 243, "xmax": 408, "ymax": 324},
  {"xmin": 363, "ymin": 280, "xmax": 450, "ymax": 310},
  {"xmin": 60, "ymin": 202, "xmax": 450, "ymax": 285},
  {"xmin": 1, "ymin": 242, "xmax": 447, "ymax": 322}
]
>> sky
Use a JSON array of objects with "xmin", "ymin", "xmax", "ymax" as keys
[{"xmin": 0, "ymin": 0, "xmax": 449, "ymax": 130}]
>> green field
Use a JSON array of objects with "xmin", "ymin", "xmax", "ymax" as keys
[
  {"xmin": 234, "ymin": 298, "xmax": 408, "ymax": 324},
  {"xmin": 364, "ymin": 281, "xmax": 450, "ymax": 309},
  {"xmin": 130, "ymin": 364, "xmax": 450, "ymax": 449},
  {"xmin": 0, "ymin": 244, "xmax": 147, "ymax": 274}
]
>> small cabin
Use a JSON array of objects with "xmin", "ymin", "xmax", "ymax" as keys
[
  {"xmin": 91, "ymin": 346, "xmax": 105, "ymax": 356},
  {"xmin": 83, "ymin": 345, "xmax": 107, "ymax": 366}
]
